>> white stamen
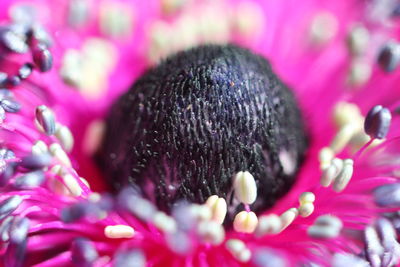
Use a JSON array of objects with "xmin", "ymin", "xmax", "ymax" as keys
[
  {"xmin": 255, "ymin": 214, "xmax": 282, "ymax": 236},
  {"xmin": 62, "ymin": 173, "xmax": 83, "ymax": 196},
  {"xmin": 347, "ymin": 60, "xmax": 372, "ymax": 87},
  {"xmin": 79, "ymin": 177, "xmax": 90, "ymax": 189},
  {"xmin": 205, "ymin": 195, "xmax": 227, "ymax": 224},
  {"xmin": 153, "ymin": 212, "xmax": 177, "ymax": 233},
  {"xmin": 298, "ymin": 202, "xmax": 315, "ymax": 217},
  {"xmin": 320, "ymin": 158, "xmax": 343, "ymax": 187},
  {"xmin": 104, "ymin": 225, "xmax": 134, "ymax": 239},
  {"xmin": 233, "ymin": 171, "xmax": 257, "ymax": 205},
  {"xmin": 330, "ymin": 124, "xmax": 358, "ymax": 153},
  {"xmin": 299, "ymin": 192, "xmax": 315, "ymax": 205},
  {"xmin": 332, "ymin": 159, "xmax": 354, "ymax": 192},
  {"xmin": 233, "ymin": 211, "xmax": 258, "ymax": 234},
  {"xmin": 279, "ymin": 208, "xmax": 298, "ymax": 231},
  {"xmin": 189, "ymin": 204, "xmax": 212, "ymax": 221},
  {"xmin": 333, "ymin": 102, "xmax": 362, "ymax": 129},
  {"xmin": 55, "ymin": 124, "xmax": 74, "ymax": 152},
  {"xmin": 279, "ymin": 150, "xmax": 297, "ymax": 175},
  {"xmin": 226, "ymin": 239, "xmax": 251, "ymax": 262},
  {"xmin": 308, "ymin": 215, "xmax": 342, "ymax": 239},
  {"xmin": 319, "ymin": 147, "xmax": 334, "ymax": 170},
  {"xmin": 309, "ymin": 12, "xmax": 338, "ymax": 46},
  {"xmin": 32, "ymin": 140, "xmax": 48, "ymax": 155},
  {"xmin": 197, "ymin": 221, "xmax": 225, "ymax": 245},
  {"xmin": 49, "ymin": 143, "xmax": 72, "ymax": 167},
  {"xmin": 347, "ymin": 25, "xmax": 370, "ymax": 56}
]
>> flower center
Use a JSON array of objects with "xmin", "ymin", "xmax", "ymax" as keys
[{"xmin": 97, "ymin": 44, "xmax": 308, "ymax": 220}]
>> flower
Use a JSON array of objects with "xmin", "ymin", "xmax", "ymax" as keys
[{"xmin": 0, "ymin": 0, "xmax": 400, "ymax": 266}]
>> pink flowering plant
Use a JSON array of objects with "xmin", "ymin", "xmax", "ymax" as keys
[{"xmin": 0, "ymin": 0, "xmax": 400, "ymax": 266}]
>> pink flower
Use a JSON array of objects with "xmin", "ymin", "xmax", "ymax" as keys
[{"xmin": 0, "ymin": 0, "xmax": 400, "ymax": 266}]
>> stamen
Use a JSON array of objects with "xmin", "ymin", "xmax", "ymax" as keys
[
  {"xmin": 307, "ymin": 215, "xmax": 342, "ymax": 239},
  {"xmin": 309, "ymin": 12, "xmax": 338, "ymax": 46},
  {"xmin": 226, "ymin": 239, "xmax": 252, "ymax": 262},
  {"xmin": 0, "ymin": 216, "xmax": 13, "ymax": 242},
  {"xmin": 35, "ymin": 105, "xmax": 56, "ymax": 135},
  {"xmin": 71, "ymin": 238, "xmax": 99, "ymax": 266},
  {"xmin": 32, "ymin": 45, "xmax": 53, "ymax": 72},
  {"xmin": 14, "ymin": 170, "xmax": 45, "ymax": 189},
  {"xmin": 0, "ymin": 99, "xmax": 21, "ymax": 113},
  {"xmin": 153, "ymin": 211, "xmax": 177, "ymax": 233},
  {"xmin": 55, "ymin": 124, "xmax": 74, "ymax": 152},
  {"xmin": 196, "ymin": 221, "xmax": 225, "ymax": 245},
  {"xmin": 255, "ymin": 214, "xmax": 282, "ymax": 236},
  {"xmin": 233, "ymin": 211, "xmax": 258, "ymax": 234},
  {"xmin": 189, "ymin": 204, "xmax": 212, "ymax": 222},
  {"xmin": 49, "ymin": 143, "xmax": 72, "ymax": 167},
  {"xmin": 319, "ymin": 147, "xmax": 334, "ymax": 170},
  {"xmin": 0, "ymin": 163, "xmax": 17, "ymax": 187},
  {"xmin": 364, "ymin": 225, "xmax": 384, "ymax": 266},
  {"xmin": 332, "ymin": 158, "xmax": 354, "ymax": 192},
  {"xmin": 31, "ymin": 140, "xmax": 48, "ymax": 155},
  {"xmin": 330, "ymin": 124, "xmax": 359, "ymax": 153},
  {"xmin": 320, "ymin": 158, "xmax": 343, "ymax": 187},
  {"xmin": 332, "ymin": 253, "xmax": 369, "ymax": 267},
  {"xmin": 299, "ymin": 192, "xmax": 316, "ymax": 204},
  {"xmin": 205, "ymin": 195, "xmax": 227, "ymax": 225},
  {"xmin": 252, "ymin": 248, "xmax": 287, "ymax": 267},
  {"xmin": 17, "ymin": 63, "xmax": 34, "ymax": 80},
  {"xmin": 378, "ymin": 41, "xmax": 400, "ymax": 72},
  {"xmin": 233, "ymin": 171, "xmax": 257, "ymax": 205},
  {"xmin": 20, "ymin": 153, "xmax": 52, "ymax": 170},
  {"xmin": 347, "ymin": 25, "xmax": 370, "ymax": 56},
  {"xmin": 114, "ymin": 250, "xmax": 146, "ymax": 267},
  {"xmin": 9, "ymin": 216, "xmax": 29, "ymax": 244},
  {"xmin": 298, "ymin": 203, "xmax": 315, "ymax": 218},
  {"xmin": 364, "ymin": 105, "xmax": 392, "ymax": 140},
  {"xmin": 62, "ymin": 173, "xmax": 82, "ymax": 196},
  {"xmin": 279, "ymin": 208, "xmax": 298, "ymax": 231},
  {"xmin": 347, "ymin": 60, "xmax": 372, "ymax": 87},
  {"xmin": 0, "ymin": 196, "xmax": 22, "ymax": 220},
  {"xmin": 375, "ymin": 218, "xmax": 400, "ymax": 266},
  {"xmin": 104, "ymin": 225, "xmax": 135, "ymax": 239},
  {"xmin": 374, "ymin": 183, "xmax": 400, "ymax": 207},
  {"xmin": 0, "ymin": 27, "xmax": 29, "ymax": 54},
  {"xmin": 68, "ymin": 0, "xmax": 90, "ymax": 28}
]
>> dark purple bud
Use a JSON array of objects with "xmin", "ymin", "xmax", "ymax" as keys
[
  {"xmin": 114, "ymin": 249, "xmax": 146, "ymax": 267},
  {"xmin": 0, "ymin": 196, "xmax": 22, "ymax": 220},
  {"xmin": 14, "ymin": 170, "xmax": 45, "ymax": 189},
  {"xmin": 20, "ymin": 153, "xmax": 52, "ymax": 170},
  {"xmin": 98, "ymin": 44, "xmax": 308, "ymax": 217},
  {"xmin": 35, "ymin": 105, "xmax": 56, "ymax": 135},
  {"xmin": 6, "ymin": 75, "xmax": 21, "ymax": 87},
  {"xmin": 9, "ymin": 217, "xmax": 29, "ymax": 244},
  {"xmin": 364, "ymin": 105, "xmax": 391, "ymax": 139},
  {"xmin": 0, "ymin": 99, "xmax": 21, "ymax": 113},
  {"xmin": 252, "ymin": 248, "xmax": 287, "ymax": 267},
  {"xmin": 378, "ymin": 42, "xmax": 400, "ymax": 72},
  {"xmin": 0, "ymin": 216, "xmax": 14, "ymax": 242},
  {"xmin": 0, "ymin": 27, "xmax": 29, "ymax": 54},
  {"xmin": 374, "ymin": 183, "xmax": 400, "ymax": 207},
  {"xmin": 71, "ymin": 238, "xmax": 98, "ymax": 267},
  {"xmin": 61, "ymin": 202, "xmax": 90, "ymax": 223},
  {"xmin": 0, "ymin": 72, "xmax": 7, "ymax": 87},
  {"xmin": 0, "ymin": 162, "xmax": 17, "ymax": 187},
  {"xmin": 0, "ymin": 89, "xmax": 13, "ymax": 100},
  {"xmin": 32, "ymin": 45, "xmax": 53, "ymax": 72},
  {"xmin": 18, "ymin": 63, "xmax": 34, "ymax": 80}
]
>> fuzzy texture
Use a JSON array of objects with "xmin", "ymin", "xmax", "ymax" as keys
[{"xmin": 98, "ymin": 44, "xmax": 307, "ymax": 216}]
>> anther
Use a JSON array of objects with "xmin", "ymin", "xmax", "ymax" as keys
[
  {"xmin": 307, "ymin": 215, "xmax": 343, "ymax": 239},
  {"xmin": 233, "ymin": 171, "xmax": 257, "ymax": 205},
  {"xmin": 364, "ymin": 105, "xmax": 392, "ymax": 140},
  {"xmin": 299, "ymin": 192, "xmax": 315, "ymax": 205},
  {"xmin": 279, "ymin": 208, "xmax": 298, "ymax": 231},
  {"xmin": 255, "ymin": 214, "xmax": 282, "ymax": 236},
  {"xmin": 196, "ymin": 221, "xmax": 225, "ymax": 245},
  {"xmin": 32, "ymin": 45, "xmax": 53, "ymax": 72},
  {"xmin": 31, "ymin": 140, "xmax": 48, "ymax": 155},
  {"xmin": 320, "ymin": 158, "xmax": 343, "ymax": 187},
  {"xmin": 347, "ymin": 25, "xmax": 369, "ymax": 56},
  {"xmin": 104, "ymin": 225, "xmax": 135, "ymax": 239},
  {"xmin": 319, "ymin": 147, "xmax": 334, "ymax": 170},
  {"xmin": 378, "ymin": 41, "xmax": 400, "ymax": 72},
  {"xmin": 55, "ymin": 124, "xmax": 74, "ymax": 152},
  {"xmin": 62, "ymin": 173, "xmax": 83, "ymax": 196},
  {"xmin": 14, "ymin": 170, "xmax": 45, "ymax": 189},
  {"xmin": 332, "ymin": 158, "xmax": 354, "ymax": 192},
  {"xmin": 35, "ymin": 105, "xmax": 56, "ymax": 135},
  {"xmin": 205, "ymin": 195, "xmax": 227, "ymax": 225},
  {"xmin": 226, "ymin": 239, "xmax": 252, "ymax": 262},
  {"xmin": 233, "ymin": 211, "xmax": 258, "ymax": 234},
  {"xmin": 49, "ymin": 143, "xmax": 72, "ymax": 167},
  {"xmin": 153, "ymin": 212, "xmax": 177, "ymax": 233},
  {"xmin": 0, "ymin": 196, "xmax": 22, "ymax": 220}
]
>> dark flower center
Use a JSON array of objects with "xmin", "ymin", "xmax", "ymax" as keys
[{"xmin": 97, "ymin": 44, "xmax": 308, "ymax": 219}]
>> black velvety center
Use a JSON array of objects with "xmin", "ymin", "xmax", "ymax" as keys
[{"xmin": 97, "ymin": 44, "xmax": 308, "ymax": 219}]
